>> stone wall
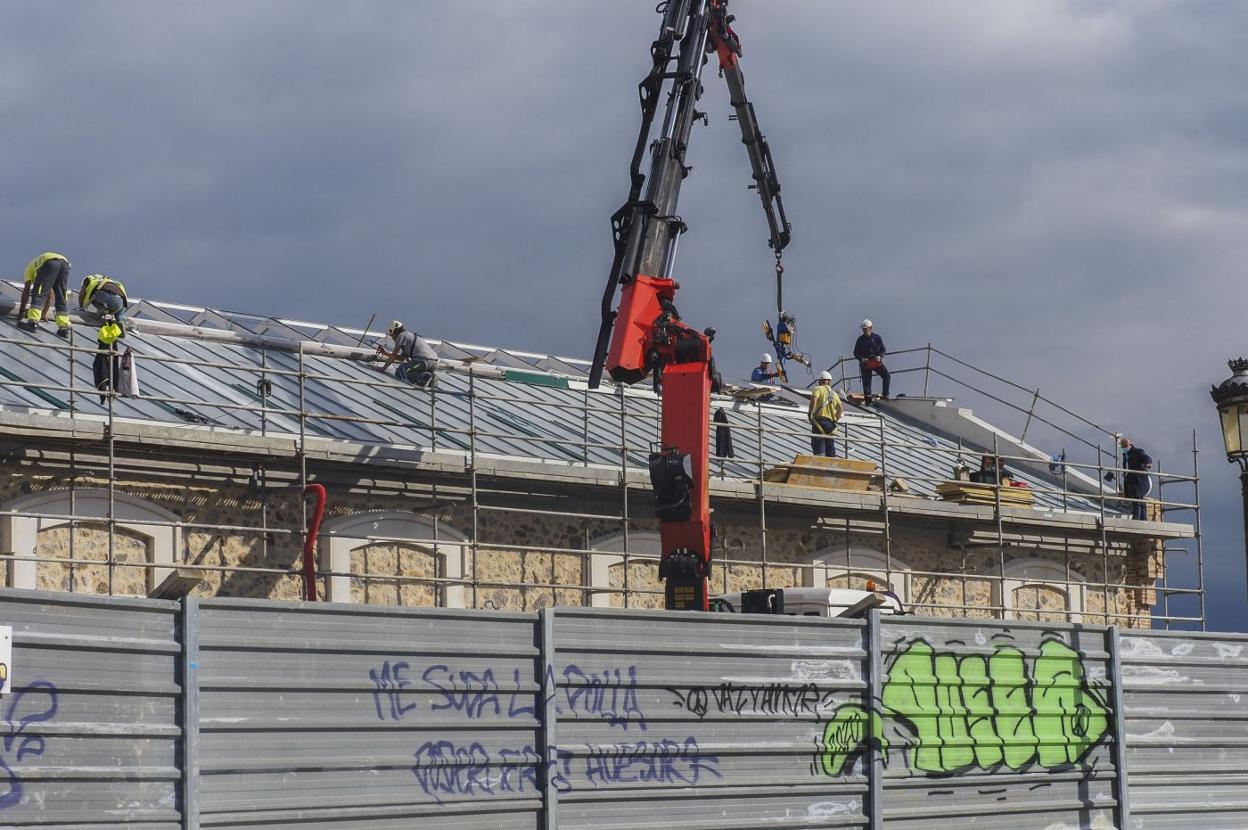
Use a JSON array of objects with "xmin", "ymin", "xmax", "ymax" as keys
[{"xmin": 0, "ymin": 467, "xmax": 1161, "ymax": 623}]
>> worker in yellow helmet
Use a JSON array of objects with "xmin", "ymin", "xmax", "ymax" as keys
[
  {"xmin": 79, "ymin": 275, "xmax": 130, "ymax": 339},
  {"xmin": 18, "ymin": 252, "xmax": 72, "ymax": 337}
]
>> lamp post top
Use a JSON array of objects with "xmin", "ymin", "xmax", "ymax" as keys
[{"xmin": 1211, "ymin": 358, "xmax": 1248, "ymax": 407}]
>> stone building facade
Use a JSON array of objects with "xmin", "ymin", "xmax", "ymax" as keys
[{"xmin": 0, "ymin": 438, "xmax": 1173, "ymax": 627}]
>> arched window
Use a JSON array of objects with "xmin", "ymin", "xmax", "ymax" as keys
[
  {"xmin": 321, "ymin": 512, "xmax": 466, "ymax": 608},
  {"xmin": 995, "ymin": 557, "xmax": 1085, "ymax": 623},
  {"xmin": 587, "ymin": 531, "xmax": 662, "ymax": 609},
  {"xmin": 807, "ymin": 547, "xmax": 910, "ymax": 602},
  {"xmin": 0, "ymin": 490, "xmax": 180, "ymax": 596}
]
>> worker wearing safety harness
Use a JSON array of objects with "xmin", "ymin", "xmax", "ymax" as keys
[
  {"xmin": 79, "ymin": 275, "xmax": 130, "ymax": 343},
  {"xmin": 19, "ymin": 252, "xmax": 72, "ymax": 336},
  {"xmin": 376, "ymin": 321, "xmax": 438, "ymax": 387},
  {"xmin": 808, "ymin": 371, "xmax": 843, "ymax": 457}
]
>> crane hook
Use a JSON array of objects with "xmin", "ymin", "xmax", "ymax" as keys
[{"xmin": 774, "ymin": 251, "xmax": 784, "ymax": 319}]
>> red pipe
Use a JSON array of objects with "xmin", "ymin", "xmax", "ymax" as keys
[{"xmin": 302, "ymin": 483, "xmax": 327, "ymax": 602}]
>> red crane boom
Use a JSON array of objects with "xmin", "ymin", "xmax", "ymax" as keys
[{"xmin": 589, "ymin": 0, "xmax": 791, "ymax": 611}]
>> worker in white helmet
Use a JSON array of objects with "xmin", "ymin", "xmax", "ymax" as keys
[
  {"xmin": 808, "ymin": 371, "xmax": 843, "ymax": 457},
  {"xmin": 853, "ymin": 318, "xmax": 890, "ymax": 400},
  {"xmin": 376, "ymin": 320, "xmax": 439, "ymax": 387},
  {"xmin": 751, "ymin": 353, "xmax": 780, "ymax": 384}
]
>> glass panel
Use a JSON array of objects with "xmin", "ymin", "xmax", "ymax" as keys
[
  {"xmin": 1237, "ymin": 405, "xmax": 1248, "ymax": 458},
  {"xmin": 1224, "ymin": 405, "xmax": 1246, "ymax": 456}
]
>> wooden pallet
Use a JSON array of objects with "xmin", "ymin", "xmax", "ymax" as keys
[
  {"xmin": 765, "ymin": 456, "xmax": 878, "ymax": 492},
  {"xmin": 935, "ymin": 481, "xmax": 1035, "ymax": 506}
]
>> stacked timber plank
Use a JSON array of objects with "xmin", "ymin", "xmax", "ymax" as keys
[
  {"xmin": 935, "ymin": 481, "xmax": 1035, "ymax": 507},
  {"xmin": 764, "ymin": 455, "xmax": 877, "ymax": 492}
]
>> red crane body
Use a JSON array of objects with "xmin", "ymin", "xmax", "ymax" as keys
[{"xmin": 590, "ymin": 0, "xmax": 790, "ymax": 611}]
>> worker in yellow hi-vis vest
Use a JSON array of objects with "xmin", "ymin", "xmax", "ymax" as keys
[
  {"xmin": 18, "ymin": 252, "xmax": 72, "ymax": 337},
  {"xmin": 808, "ymin": 371, "xmax": 843, "ymax": 458},
  {"xmin": 79, "ymin": 275, "xmax": 130, "ymax": 339}
]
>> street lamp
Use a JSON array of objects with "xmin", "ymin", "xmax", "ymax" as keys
[{"xmin": 1210, "ymin": 357, "xmax": 1248, "ymax": 593}]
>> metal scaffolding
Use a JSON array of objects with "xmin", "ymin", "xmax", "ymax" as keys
[{"xmin": 0, "ymin": 319, "xmax": 1206, "ymax": 629}]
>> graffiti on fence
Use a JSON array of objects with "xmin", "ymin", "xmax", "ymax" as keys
[
  {"xmin": 0, "ymin": 681, "xmax": 59, "ymax": 810},
  {"xmin": 410, "ymin": 740, "xmax": 572, "ymax": 805},
  {"xmin": 369, "ymin": 659, "xmax": 727, "ymax": 802},
  {"xmin": 562, "ymin": 664, "xmax": 647, "ymax": 732},
  {"xmin": 817, "ymin": 635, "xmax": 1110, "ymax": 777},
  {"xmin": 369, "ymin": 659, "xmax": 647, "ymax": 730},
  {"xmin": 666, "ymin": 680, "xmax": 831, "ymax": 720},
  {"xmin": 583, "ymin": 737, "xmax": 721, "ymax": 787}
]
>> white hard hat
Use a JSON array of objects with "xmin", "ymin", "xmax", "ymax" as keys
[
  {"xmin": 818, "ymin": 371, "xmax": 833, "ymax": 381},
  {"xmin": 860, "ymin": 319, "xmax": 873, "ymax": 329},
  {"xmin": 760, "ymin": 354, "xmax": 773, "ymax": 363},
  {"xmin": 387, "ymin": 320, "xmax": 403, "ymax": 336}
]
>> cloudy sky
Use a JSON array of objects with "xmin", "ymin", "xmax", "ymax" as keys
[{"xmin": 4, "ymin": 1, "xmax": 1245, "ymax": 629}]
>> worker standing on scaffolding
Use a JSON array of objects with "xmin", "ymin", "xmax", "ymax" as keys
[
  {"xmin": 18, "ymin": 252, "xmax": 72, "ymax": 337},
  {"xmin": 1120, "ymin": 436, "xmax": 1153, "ymax": 521},
  {"xmin": 808, "ymin": 371, "xmax": 842, "ymax": 457},
  {"xmin": 376, "ymin": 321, "xmax": 438, "ymax": 387},
  {"xmin": 854, "ymin": 318, "xmax": 890, "ymax": 401}
]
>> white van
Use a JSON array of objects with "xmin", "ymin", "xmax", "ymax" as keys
[{"xmin": 711, "ymin": 586, "xmax": 904, "ymax": 618}]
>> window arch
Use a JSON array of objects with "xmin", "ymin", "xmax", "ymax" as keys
[
  {"xmin": 588, "ymin": 531, "xmax": 662, "ymax": 609},
  {"xmin": 321, "ymin": 512, "xmax": 466, "ymax": 608},
  {"xmin": 807, "ymin": 547, "xmax": 910, "ymax": 602},
  {"xmin": 0, "ymin": 489, "xmax": 181, "ymax": 595},
  {"xmin": 995, "ymin": 557, "xmax": 1085, "ymax": 623}
]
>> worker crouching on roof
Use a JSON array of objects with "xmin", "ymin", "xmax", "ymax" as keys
[
  {"xmin": 808, "ymin": 371, "xmax": 843, "ymax": 458},
  {"xmin": 751, "ymin": 353, "xmax": 779, "ymax": 384},
  {"xmin": 18, "ymin": 252, "xmax": 72, "ymax": 337},
  {"xmin": 377, "ymin": 321, "xmax": 438, "ymax": 387},
  {"xmin": 79, "ymin": 275, "xmax": 129, "ymax": 341}
]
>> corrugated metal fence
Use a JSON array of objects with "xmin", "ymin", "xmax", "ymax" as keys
[{"xmin": 0, "ymin": 589, "xmax": 1243, "ymax": 829}]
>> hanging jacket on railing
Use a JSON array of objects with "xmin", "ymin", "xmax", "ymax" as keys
[
  {"xmin": 120, "ymin": 347, "xmax": 140, "ymax": 398},
  {"xmin": 714, "ymin": 408, "xmax": 734, "ymax": 458},
  {"xmin": 92, "ymin": 341, "xmax": 121, "ymax": 404}
]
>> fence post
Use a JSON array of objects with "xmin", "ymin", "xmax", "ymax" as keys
[
  {"xmin": 1108, "ymin": 626, "xmax": 1132, "ymax": 830},
  {"xmin": 181, "ymin": 597, "xmax": 201, "ymax": 830},
  {"xmin": 540, "ymin": 607, "xmax": 559, "ymax": 830},
  {"xmin": 867, "ymin": 608, "xmax": 884, "ymax": 830}
]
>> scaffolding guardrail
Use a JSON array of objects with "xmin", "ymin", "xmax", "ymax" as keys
[{"xmin": 0, "ymin": 319, "xmax": 1205, "ymax": 628}]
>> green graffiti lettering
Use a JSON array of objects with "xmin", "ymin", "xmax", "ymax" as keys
[
  {"xmin": 819, "ymin": 704, "xmax": 887, "ymax": 776},
  {"xmin": 818, "ymin": 637, "xmax": 1110, "ymax": 778}
]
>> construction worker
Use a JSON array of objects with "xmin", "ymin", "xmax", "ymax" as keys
[
  {"xmin": 79, "ymin": 275, "xmax": 129, "ymax": 339},
  {"xmin": 751, "ymin": 354, "xmax": 780, "ymax": 384},
  {"xmin": 808, "ymin": 371, "xmax": 843, "ymax": 457},
  {"xmin": 1120, "ymin": 436, "xmax": 1154, "ymax": 521},
  {"xmin": 376, "ymin": 321, "xmax": 438, "ymax": 387},
  {"xmin": 854, "ymin": 318, "xmax": 890, "ymax": 400},
  {"xmin": 19, "ymin": 252, "xmax": 72, "ymax": 337}
]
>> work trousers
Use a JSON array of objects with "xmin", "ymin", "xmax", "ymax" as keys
[
  {"xmin": 861, "ymin": 363, "xmax": 890, "ymax": 397},
  {"xmin": 30, "ymin": 258, "xmax": 70, "ymax": 326},
  {"xmin": 1125, "ymin": 474, "xmax": 1152, "ymax": 521},
  {"xmin": 810, "ymin": 417, "xmax": 837, "ymax": 457},
  {"xmin": 89, "ymin": 289, "xmax": 126, "ymax": 331},
  {"xmin": 396, "ymin": 357, "xmax": 435, "ymax": 387}
]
